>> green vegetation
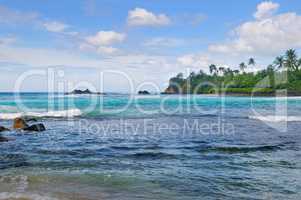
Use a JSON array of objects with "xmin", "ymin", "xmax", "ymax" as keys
[{"xmin": 164, "ymin": 49, "xmax": 301, "ymax": 95}]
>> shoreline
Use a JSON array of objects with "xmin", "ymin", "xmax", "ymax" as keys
[
  {"xmin": 1, "ymin": 92, "xmax": 301, "ymax": 97},
  {"xmin": 161, "ymin": 91, "xmax": 301, "ymax": 97}
]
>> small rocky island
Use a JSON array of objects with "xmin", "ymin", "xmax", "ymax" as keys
[
  {"xmin": 138, "ymin": 90, "xmax": 150, "ymax": 95},
  {"xmin": 65, "ymin": 89, "xmax": 102, "ymax": 95}
]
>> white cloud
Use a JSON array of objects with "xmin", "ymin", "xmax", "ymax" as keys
[
  {"xmin": 209, "ymin": 2, "xmax": 301, "ymax": 57},
  {"xmin": 177, "ymin": 52, "xmax": 245, "ymax": 74},
  {"xmin": 82, "ymin": 31, "xmax": 126, "ymax": 55},
  {"xmin": 0, "ymin": 44, "xmax": 177, "ymax": 91},
  {"xmin": 0, "ymin": 45, "xmax": 100, "ymax": 68},
  {"xmin": 0, "ymin": 5, "xmax": 75, "ymax": 37},
  {"xmin": 127, "ymin": 8, "xmax": 170, "ymax": 27},
  {"xmin": 79, "ymin": 43, "xmax": 95, "ymax": 51},
  {"xmin": 43, "ymin": 21, "xmax": 69, "ymax": 33},
  {"xmin": 177, "ymin": 54, "xmax": 211, "ymax": 70},
  {"xmin": 0, "ymin": 44, "xmax": 173, "ymax": 72},
  {"xmin": 0, "ymin": 5, "xmax": 76, "ymax": 37},
  {"xmin": 80, "ymin": 43, "xmax": 118, "ymax": 55},
  {"xmin": 85, "ymin": 31, "xmax": 126, "ymax": 46},
  {"xmin": 97, "ymin": 46, "xmax": 119, "ymax": 54},
  {"xmin": 254, "ymin": 1, "xmax": 279, "ymax": 20}
]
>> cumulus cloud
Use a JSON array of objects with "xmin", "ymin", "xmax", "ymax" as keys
[
  {"xmin": 85, "ymin": 31, "xmax": 126, "ymax": 46},
  {"xmin": 254, "ymin": 1, "xmax": 279, "ymax": 20},
  {"xmin": 127, "ymin": 8, "xmax": 170, "ymax": 27},
  {"xmin": 43, "ymin": 21, "xmax": 69, "ymax": 33},
  {"xmin": 81, "ymin": 31, "xmax": 126, "ymax": 55},
  {"xmin": 209, "ymin": 2, "xmax": 301, "ymax": 57}
]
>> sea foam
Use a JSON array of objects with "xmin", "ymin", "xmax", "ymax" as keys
[
  {"xmin": 0, "ymin": 192, "xmax": 59, "ymax": 200},
  {"xmin": 249, "ymin": 115, "xmax": 301, "ymax": 122},
  {"xmin": 0, "ymin": 109, "xmax": 82, "ymax": 119}
]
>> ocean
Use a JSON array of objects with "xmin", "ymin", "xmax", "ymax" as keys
[{"xmin": 0, "ymin": 93, "xmax": 300, "ymax": 200}]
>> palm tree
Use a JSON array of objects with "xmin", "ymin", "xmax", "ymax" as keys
[
  {"xmin": 218, "ymin": 67, "xmax": 225, "ymax": 75},
  {"xmin": 248, "ymin": 58, "xmax": 255, "ymax": 66},
  {"xmin": 267, "ymin": 64, "xmax": 275, "ymax": 72},
  {"xmin": 285, "ymin": 49, "xmax": 299, "ymax": 71},
  {"xmin": 239, "ymin": 62, "xmax": 247, "ymax": 73},
  {"xmin": 209, "ymin": 64, "xmax": 217, "ymax": 75},
  {"xmin": 176, "ymin": 73, "xmax": 184, "ymax": 79},
  {"xmin": 233, "ymin": 70, "xmax": 240, "ymax": 75},
  {"xmin": 189, "ymin": 72, "xmax": 196, "ymax": 78},
  {"xmin": 274, "ymin": 56, "xmax": 284, "ymax": 70},
  {"xmin": 199, "ymin": 69, "xmax": 205, "ymax": 75},
  {"xmin": 224, "ymin": 68, "xmax": 233, "ymax": 76}
]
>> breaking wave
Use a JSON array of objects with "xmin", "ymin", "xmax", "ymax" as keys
[
  {"xmin": 249, "ymin": 115, "xmax": 301, "ymax": 122},
  {"xmin": 0, "ymin": 109, "xmax": 82, "ymax": 119},
  {"xmin": 0, "ymin": 192, "xmax": 59, "ymax": 200}
]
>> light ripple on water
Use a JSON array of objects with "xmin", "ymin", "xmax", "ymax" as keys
[{"xmin": 0, "ymin": 94, "xmax": 301, "ymax": 199}]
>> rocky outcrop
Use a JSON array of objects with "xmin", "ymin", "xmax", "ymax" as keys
[
  {"xmin": 0, "ymin": 126, "xmax": 10, "ymax": 142},
  {"xmin": 13, "ymin": 117, "xmax": 46, "ymax": 132},
  {"xmin": 23, "ymin": 117, "xmax": 37, "ymax": 122},
  {"xmin": 65, "ymin": 89, "xmax": 102, "ymax": 95},
  {"xmin": 13, "ymin": 118, "xmax": 29, "ymax": 129},
  {"xmin": 24, "ymin": 123, "xmax": 46, "ymax": 132},
  {"xmin": 162, "ymin": 86, "xmax": 178, "ymax": 94},
  {"xmin": 138, "ymin": 90, "xmax": 150, "ymax": 95},
  {"xmin": 0, "ymin": 126, "xmax": 10, "ymax": 132}
]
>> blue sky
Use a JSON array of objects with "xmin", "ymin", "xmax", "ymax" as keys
[{"xmin": 0, "ymin": 0, "xmax": 301, "ymax": 92}]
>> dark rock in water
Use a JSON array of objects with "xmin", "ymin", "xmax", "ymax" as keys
[
  {"xmin": 138, "ymin": 90, "xmax": 150, "ymax": 95},
  {"xmin": 65, "ymin": 89, "xmax": 102, "ymax": 95},
  {"xmin": 23, "ymin": 117, "xmax": 38, "ymax": 122},
  {"xmin": 13, "ymin": 117, "xmax": 46, "ymax": 132},
  {"xmin": 0, "ymin": 135, "xmax": 9, "ymax": 142},
  {"xmin": 23, "ymin": 123, "xmax": 46, "ymax": 132},
  {"xmin": 0, "ymin": 126, "xmax": 10, "ymax": 132},
  {"xmin": 13, "ymin": 118, "xmax": 29, "ymax": 129}
]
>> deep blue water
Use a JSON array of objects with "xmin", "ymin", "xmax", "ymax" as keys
[{"xmin": 0, "ymin": 93, "xmax": 301, "ymax": 200}]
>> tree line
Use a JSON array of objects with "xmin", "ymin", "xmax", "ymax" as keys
[{"xmin": 164, "ymin": 49, "xmax": 301, "ymax": 95}]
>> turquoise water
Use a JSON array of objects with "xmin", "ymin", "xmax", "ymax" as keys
[{"xmin": 0, "ymin": 93, "xmax": 301, "ymax": 199}]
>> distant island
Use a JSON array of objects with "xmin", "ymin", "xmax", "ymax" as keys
[
  {"xmin": 138, "ymin": 90, "xmax": 150, "ymax": 95},
  {"xmin": 164, "ymin": 49, "xmax": 301, "ymax": 96},
  {"xmin": 65, "ymin": 89, "xmax": 102, "ymax": 95}
]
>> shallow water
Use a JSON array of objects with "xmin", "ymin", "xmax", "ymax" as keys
[{"xmin": 0, "ymin": 93, "xmax": 301, "ymax": 199}]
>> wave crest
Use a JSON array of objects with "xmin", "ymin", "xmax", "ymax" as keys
[
  {"xmin": 249, "ymin": 115, "xmax": 301, "ymax": 122},
  {"xmin": 0, "ymin": 109, "xmax": 82, "ymax": 119},
  {"xmin": 0, "ymin": 192, "xmax": 59, "ymax": 200}
]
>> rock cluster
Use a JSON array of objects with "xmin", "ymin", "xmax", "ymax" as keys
[
  {"xmin": 13, "ymin": 117, "xmax": 46, "ymax": 131},
  {"xmin": 65, "ymin": 89, "xmax": 102, "ymax": 95},
  {"xmin": 0, "ymin": 117, "xmax": 46, "ymax": 143},
  {"xmin": 138, "ymin": 90, "xmax": 150, "ymax": 95}
]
